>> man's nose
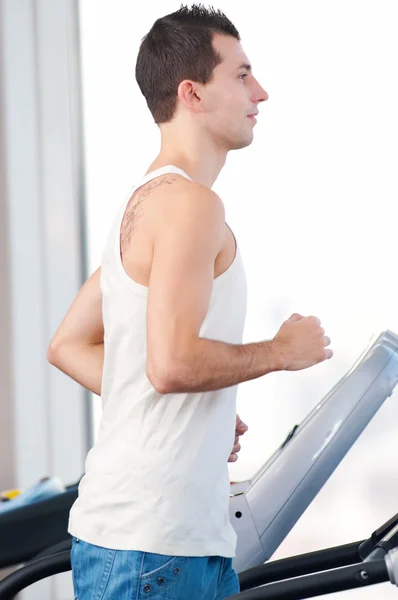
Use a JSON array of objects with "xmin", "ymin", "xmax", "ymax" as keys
[
  {"xmin": 253, "ymin": 80, "xmax": 269, "ymax": 103},
  {"xmin": 259, "ymin": 85, "xmax": 269, "ymax": 102}
]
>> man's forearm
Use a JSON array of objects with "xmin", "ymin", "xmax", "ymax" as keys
[
  {"xmin": 48, "ymin": 338, "xmax": 281, "ymax": 397},
  {"xmin": 48, "ymin": 342, "xmax": 104, "ymax": 396},
  {"xmin": 152, "ymin": 338, "xmax": 283, "ymax": 394}
]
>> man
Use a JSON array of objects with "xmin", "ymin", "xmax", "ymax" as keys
[{"xmin": 48, "ymin": 4, "xmax": 332, "ymax": 599}]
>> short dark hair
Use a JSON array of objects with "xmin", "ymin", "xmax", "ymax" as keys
[{"xmin": 135, "ymin": 3, "xmax": 241, "ymax": 124}]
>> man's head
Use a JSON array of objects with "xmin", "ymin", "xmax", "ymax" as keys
[{"xmin": 136, "ymin": 3, "xmax": 268, "ymax": 151}]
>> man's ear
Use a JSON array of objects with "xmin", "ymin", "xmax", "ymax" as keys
[{"xmin": 177, "ymin": 80, "xmax": 204, "ymax": 114}]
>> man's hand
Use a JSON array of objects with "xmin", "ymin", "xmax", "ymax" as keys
[{"xmin": 228, "ymin": 414, "xmax": 249, "ymax": 463}]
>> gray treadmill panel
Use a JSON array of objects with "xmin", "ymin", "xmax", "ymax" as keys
[{"xmin": 230, "ymin": 331, "xmax": 398, "ymax": 573}]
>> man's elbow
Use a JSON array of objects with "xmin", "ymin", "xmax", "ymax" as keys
[
  {"xmin": 47, "ymin": 338, "xmax": 64, "ymax": 365},
  {"xmin": 146, "ymin": 367, "xmax": 172, "ymax": 395},
  {"xmin": 146, "ymin": 360, "xmax": 182, "ymax": 394}
]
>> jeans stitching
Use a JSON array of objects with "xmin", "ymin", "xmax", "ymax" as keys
[
  {"xmin": 135, "ymin": 552, "xmax": 146, "ymax": 600},
  {"xmin": 140, "ymin": 556, "xmax": 178, "ymax": 579},
  {"xmin": 216, "ymin": 569, "xmax": 240, "ymax": 600},
  {"xmin": 96, "ymin": 550, "xmax": 117, "ymax": 600},
  {"xmin": 215, "ymin": 557, "xmax": 226, "ymax": 597},
  {"xmin": 70, "ymin": 539, "xmax": 79, "ymax": 597}
]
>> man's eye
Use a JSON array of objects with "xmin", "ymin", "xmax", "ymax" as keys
[{"xmin": 239, "ymin": 74, "xmax": 248, "ymax": 80}]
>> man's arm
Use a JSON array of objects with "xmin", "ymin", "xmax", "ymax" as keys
[
  {"xmin": 47, "ymin": 267, "xmax": 104, "ymax": 396},
  {"xmin": 146, "ymin": 185, "xmax": 281, "ymax": 394},
  {"xmin": 146, "ymin": 185, "xmax": 332, "ymax": 395}
]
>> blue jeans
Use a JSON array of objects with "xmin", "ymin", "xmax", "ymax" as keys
[{"xmin": 70, "ymin": 537, "xmax": 240, "ymax": 600}]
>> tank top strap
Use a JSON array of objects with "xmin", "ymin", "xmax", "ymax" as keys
[{"xmin": 136, "ymin": 164, "xmax": 193, "ymax": 187}]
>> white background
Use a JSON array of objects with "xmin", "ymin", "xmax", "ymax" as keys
[{"xmin": 78, "ymin": 1, "xmax": 398, "ymax": 597}]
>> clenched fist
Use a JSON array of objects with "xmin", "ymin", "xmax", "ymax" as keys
[{"xmin": 273, "ymin": 313, "xmax": 333, "ymax": 371}]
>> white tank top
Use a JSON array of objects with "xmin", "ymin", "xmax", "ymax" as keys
[{"xmin": 68, "ymin": 165, "xmax": 248, "ymax": 557}]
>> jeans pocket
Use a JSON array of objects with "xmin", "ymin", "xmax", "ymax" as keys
[
  {"xmin": 139, "ymin": 553, "xmax": 192, "ymax": 598},
  {"xmin": 141, "ymin": 554, "xmax": 179, "ymax": 578}
]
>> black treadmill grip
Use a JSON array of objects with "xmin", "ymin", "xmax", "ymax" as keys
[
  {"xmin": 239, "ymin": 540, "xmax": 364, "ymax": 591},
  {"xmin": 232, "ymin": 559, "xmax": 389, "ymax": 600},
  {"xmin": 33, "ymin": 538, "xmax": 72, "ymax": 561},
  {"xmin": 359, "ymin": 512, "xmax": 398, "ymax": 559},
  {"xmin": 0, "ymin": 551, "xmax": 71, "ymax": 600}
]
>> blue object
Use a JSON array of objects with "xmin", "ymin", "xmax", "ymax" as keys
[
  {"xmin": 0, "ymin": 477, "xmax": 65, "ymax": 514},
  {"xmin": 70, "ymin": 537, "xmax": 240, "ymax": 599}
]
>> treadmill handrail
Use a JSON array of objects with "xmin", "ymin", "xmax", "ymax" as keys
[
  {"xmin": 33, "ymin": 539, "xmax": 72, "ymax": 561},
  {"xmin": 0, "ymin": 551, "xmax": 71, "ymax": 600},
  {"xmin": 359, "ymin": 511, "xmax": 398, "ymax": 559},
  {"xmin": 239, "ymin": 540, "xmax": 364, "ymax": 591},
  {"xmin": 230, "ymin": 559, "xmax": 390, "ymax": 600}
]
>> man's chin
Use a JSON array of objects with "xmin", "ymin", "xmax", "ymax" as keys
[{"xmin": 232, "ymin": 133, "xmax": 254, "ymax": 151}]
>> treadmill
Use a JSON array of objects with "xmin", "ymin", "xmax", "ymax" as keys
[
  {"xmin": 1, "ymin": 330, "xmax": 398, "ymax": 599},
  {"xmin": 0, "ymin": 480, "xmax": 79, "ymax": 569}
]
